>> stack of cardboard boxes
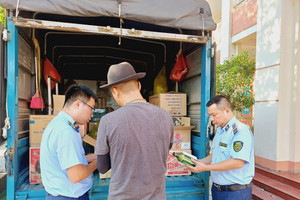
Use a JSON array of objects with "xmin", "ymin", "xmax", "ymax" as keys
[
  {"xmin": 149, "ymin": 92, "xmax": 194, "ymax": 176},
  {"xmin": 29, "ymin": 115, "xmax": 54, "ymax": 184},
  {"xmin": 29, "ymin": 95, "xmax": 66, "ymax": 184}
]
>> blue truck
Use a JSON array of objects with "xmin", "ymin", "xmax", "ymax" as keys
[{"xmin": 0, "ymin": 0, "xmax": 216, "ymax": 199}]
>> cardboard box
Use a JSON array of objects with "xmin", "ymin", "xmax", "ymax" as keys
[
  {"xmin": 29, "ymin": 147, "xmax": 42, "ymax": 184},
  {"xmin": 171, "ymin": 126, "xmax": 194, "ymax": 150},
  {"xmin": 53, "ymin": 95, "xmax": 65, "ymax": 115},
  {"xmin": 149, "ymin": 93, "xmax": 187, "ymax": 116},
  {"xmin": 83, "ymin": 135, "xmax": 97, "ymax": 147},
  {"xmin": 29, "ymin": 115, "xmax": 55, "ymax": 147},
  {"xmin": 166, "ymin": 150, "xmax": 192, "ymax": 176},
  {"xmin": 172, "ymin": 117, "xmax": 190, "ymax": 126}
]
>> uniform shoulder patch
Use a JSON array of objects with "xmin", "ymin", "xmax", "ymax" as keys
[
  {"xmin": 68, "ymin": 121, "xmax": 80, "ymax": 132},
  {"xmin": 232, "ymin": 123, "xmax": 238, "ymax": 134},
  {"xmin": 225, "ymin": 124, "xmax": 230, "ymax": 132},
  {"xmin": 233, "ymin": 141, "xmax": 243, "ymax": 152}
]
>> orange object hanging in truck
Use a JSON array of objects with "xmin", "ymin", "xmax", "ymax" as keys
[{"xmin": 170, "ymin": 51, "xmax": 188, "ymax": 82}]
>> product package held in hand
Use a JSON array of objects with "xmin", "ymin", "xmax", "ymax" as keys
[{"xmin": 173, "ymin": 151, "xmax": 197, "ymax": 167}]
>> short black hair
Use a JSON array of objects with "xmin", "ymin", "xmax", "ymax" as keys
[
  {"xmin": 206, "ymin": 95, "xmax": 232, "ymax": 111},
  {"xmin": 64, "ymin": 84, "xmax": 97, "ymax": 107}
]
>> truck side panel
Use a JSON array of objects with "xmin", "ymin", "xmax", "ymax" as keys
[
  {"xmin": 7, "ymin": 17, "xmax": 19, "ymax": 200},
  {"xmin": 7, "ymin": 18, "xmax": 34, "ymax": 200}
]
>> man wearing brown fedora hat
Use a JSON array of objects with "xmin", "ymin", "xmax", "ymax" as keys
[{"xmin": 95, "ymin": 62, "xmax": 174, "ymax": 199}]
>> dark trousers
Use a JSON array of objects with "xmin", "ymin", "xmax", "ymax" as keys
[
  {"xmin": 46, "ymin": 191, "xmax": 89, "ymax": 200},
  {"xmin": 211, "ymin": 184, "xmax": 252, "ymax": 200}
]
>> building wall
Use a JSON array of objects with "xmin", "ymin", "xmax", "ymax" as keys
[
  {"xmin": 232, "ymin": 0, "xmax": 257, "ymax": 36},
  {"xmin": 255, "ymin": 0, "xmax": 300, "ymax": 171},
  {"xmin": 278, "ymin": 0, "xmax": 300, "ymax": 169},
  {"xmin": 212, "ymin": 22, "xmax": 222, "ymax": 53},
  {"xmin": 220, "ymin": 0, "xmax": 234, "ymax": 64}
]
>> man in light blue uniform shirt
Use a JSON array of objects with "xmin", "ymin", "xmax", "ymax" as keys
[
  {"xmin": 187, "ymin": 95, "xmax": 254, "ymax": 200},
  {"xmin": 40, "ymin": 84, "xmax": 97, "ymax": 200}
]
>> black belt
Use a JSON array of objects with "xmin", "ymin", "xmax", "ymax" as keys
[{"xmin": 213, "ymin": 182, "xmax": 253, "ymax": 191}]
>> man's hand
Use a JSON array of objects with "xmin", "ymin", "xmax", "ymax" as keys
[
  {"xmin": 85, "ymin": 154, "xmax": 97, "ymax": 163},
  {"xmin": 186, "ymin": 159, "xmax": 209, "ymax": 173}
]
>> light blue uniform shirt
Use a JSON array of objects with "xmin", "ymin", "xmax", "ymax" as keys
[
  {"xmin": 211, "ymin": 116, "xmax": 254, "ymax": 185},
  {"xmin": 40, "ymin": 111, "xmax": 93, "ymax": 197}
]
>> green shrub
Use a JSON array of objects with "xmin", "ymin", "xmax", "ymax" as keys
[{"xmin": 216, "ymin": 51, "xmax": 255, "ymax": 112}]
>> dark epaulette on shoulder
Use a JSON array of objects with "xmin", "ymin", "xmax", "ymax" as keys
[{"xmin": 232, "ymin": 123, "xmax": 238, "ymax": 135}]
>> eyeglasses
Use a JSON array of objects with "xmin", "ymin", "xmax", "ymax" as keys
[{"xmin": 82, "ymin": 101, "xmax": 95, "ymax": 110}]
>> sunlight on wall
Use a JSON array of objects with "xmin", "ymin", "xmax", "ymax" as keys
[
  {"xmin": 256, "ymin": 0, "xmax": 281, "ymax": 68},
  {"xmin": 255, "ymin": 67, "xmax": 279, "ymax": 101}
]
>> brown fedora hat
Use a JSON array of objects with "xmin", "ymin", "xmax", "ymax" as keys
[{"xmin": 100, "ymin": 62, "xmax": 146, "ymax": 88}]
